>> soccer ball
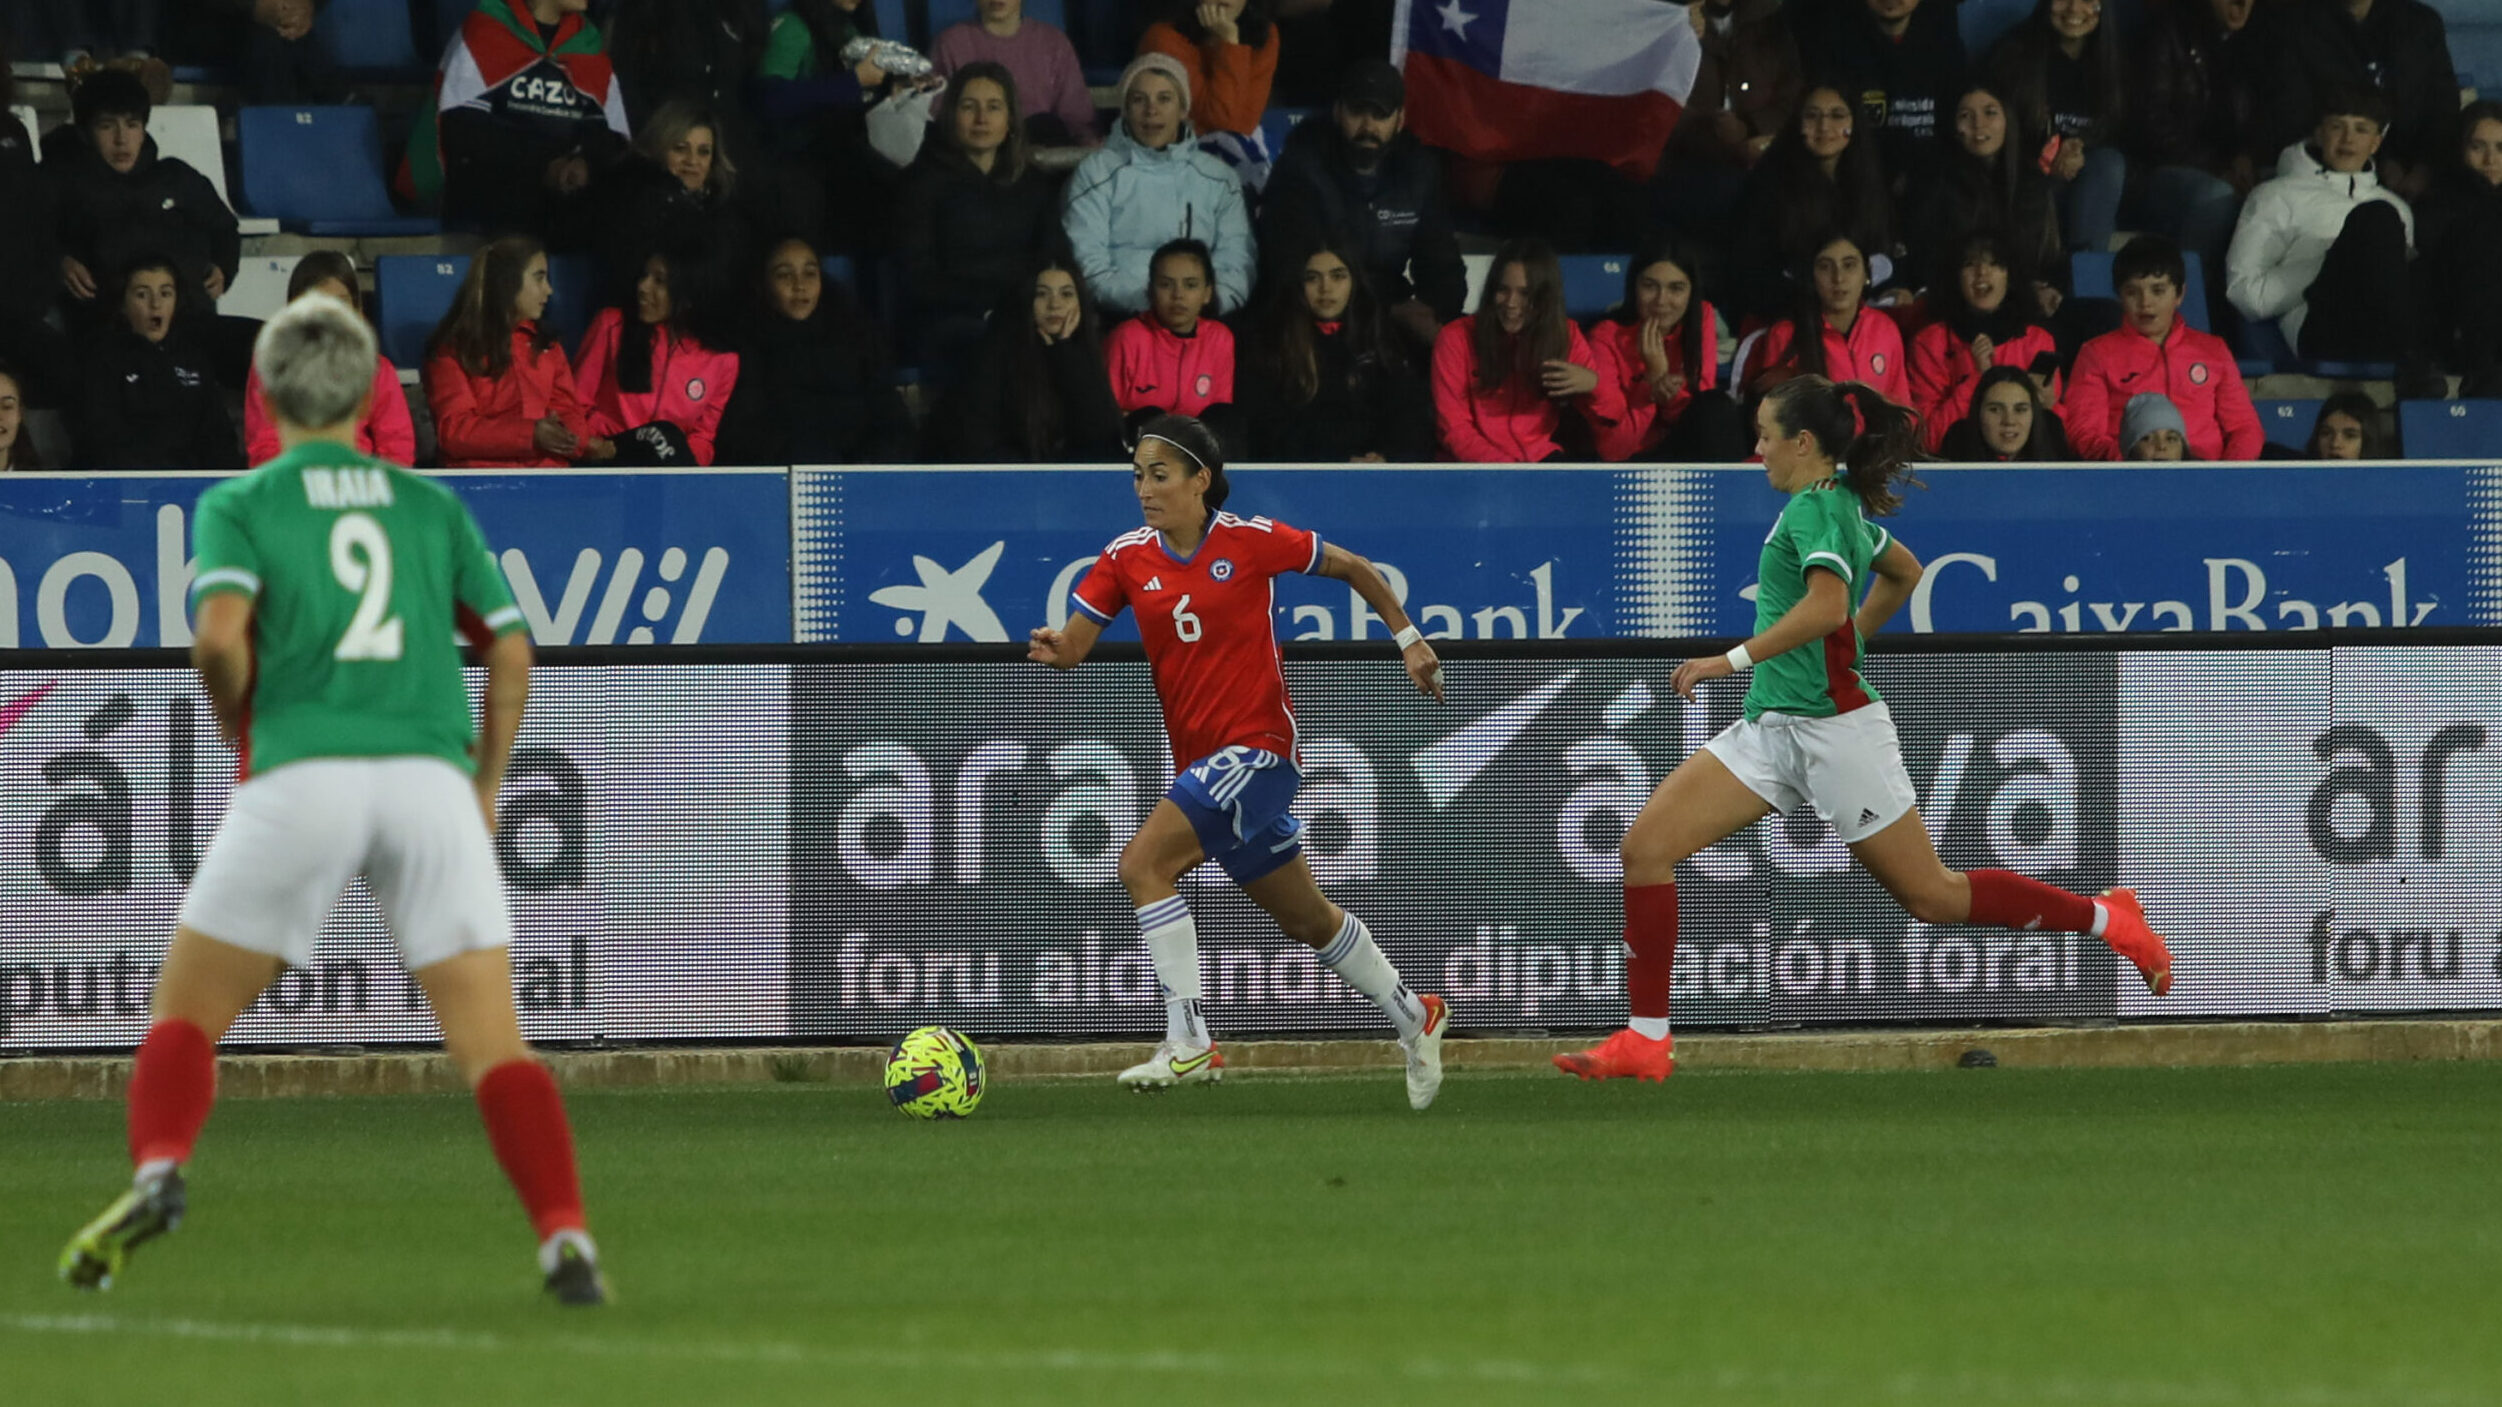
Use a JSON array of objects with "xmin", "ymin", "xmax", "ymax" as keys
[{"xmin": 884, "ymin": 1026, "xmax": 985, "ymax": 1118}]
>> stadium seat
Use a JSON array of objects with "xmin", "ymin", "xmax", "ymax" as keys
[
  {"xmin": 319, "ymin": 0, "xmax": 426, "ymax": 74},
  {"xmin": 2252, "ymin": 399, "xmax": 2318, "ymax": 454},
  {"xmin": 434, "ymin": 0, "xmax": 474, "ymax": 54},
  {"xmin": 873, "ymin": 0, "xmax": 915, "ymax": 46},
  {"xmin": 2069, "ymin": 250, "xmax": 2213, "ymax": 333},
  {"xmin": 219, "ymin": 255, "xmax": 304, "ymax": 323},
  {"xmin": 9, "ymin": 105, "xmax": 37, "ymax": 154},
  {"xmin": 238, "ymin": 107, "xmax": 441, "ymax": 237},
  {"xmin": 1259, "ymin": 107, "xmax": 1318, "ymax": 162},
  {"xmin": 1559, "ymin": 254, "xmax": 1628, "ymax": 321},
  {"xmin": 823, "ymin": 254, "xmax": 858, "ymax": 292},
  {"xmin": 545, "ymin": 252, "xmax": 600, "ymax": 353},
  {"xmin": 2396, "ymin": 400, "xmax": 2502, "ymax": 460},
  {"xmin": 2450, "ymin": 24, "xmax": 2502, "ymax": 94},
  {"xmin": 1959, "ymin": 0, "xmax": 2033, "ymax": 59},
  {"xmin": 146, "ymin": 104, "xmax": 281, "ymax": 235},
  {"xmin": 377, "ymin": 255, "xmax": 469, "ymax": 369}
]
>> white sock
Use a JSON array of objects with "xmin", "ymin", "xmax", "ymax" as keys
[
  {"xmin": 1316, "ymin": 913, "xmax": 1426, "ymax": 1040},
  {"xmin": 537, "ymin": 1227, "xmax": 598, "ymax": 1275},
  {"xmin": 2088, "ymin": 900, "xmax": 2110, "ymax": 938},
  {"xmin": 1137, "ymin": 897, "xmax": 1209, "ymax": 1048},
  {"xmin": 1628, "ymin": 1015, "xmax": 1672, "ymax": 1042},
  {"xmin": 134, "ymin": 1157, "xmax": 178, "ymax": 1188}
]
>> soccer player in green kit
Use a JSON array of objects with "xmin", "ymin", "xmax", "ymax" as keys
[
  {"xmin": 1556, "ymin": 376, "xmax": 2175, "ymax": 1082},
  {"xmin": 58, "ymin": 294, "xmax": 606, "ymax": 1305}
]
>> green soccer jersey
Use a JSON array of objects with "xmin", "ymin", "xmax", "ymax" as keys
[
  {"xmin": 1744, "ymin": 476, "xmax": 1892, "ymax": 721},
  {"xmin": 189, "ymin": 442, "xmax": 526, "ymax": 778}
]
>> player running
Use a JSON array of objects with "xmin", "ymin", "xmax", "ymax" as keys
[
  {"xmin": 1028, "ymin": 413, "xmax": 1454, "ymax": 1109},
  {"xmin": 1556, "ymin": 375, "xmax": 2174, "ymax": 1082},
  {"xmin": 57, "ymin": 295, "xmax": 605, "ymax": 1304}
]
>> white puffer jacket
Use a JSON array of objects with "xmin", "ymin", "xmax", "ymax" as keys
[{"xmin": 2225, "ymin": 139, "xmax": 2414, "ymax": 349}]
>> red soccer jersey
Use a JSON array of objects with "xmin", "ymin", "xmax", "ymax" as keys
[{"xmin": 1071, "ymin": 511, "xmax": 1325, "ymax": 768}]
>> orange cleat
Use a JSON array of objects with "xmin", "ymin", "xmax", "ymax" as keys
[
  {"xmin": 1552, "ymin": 1027, "xmax": 1674, "ymax": 1082},
  {"xmin": 2099, "ymin": 888, "xmax": 2173, "ymax": 996}
]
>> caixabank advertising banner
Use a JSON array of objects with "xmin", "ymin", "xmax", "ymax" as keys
[
  {"xmin": 6, "ymin": 637, "xmax": 2496, "ymax": 1053},
  {"xmin": 0, "ymin": 469, "xmax": 793, "ymax": 647},
  {"xmin": 794, "ymin": 463, "xmax": 2502, "ymax": 641}
]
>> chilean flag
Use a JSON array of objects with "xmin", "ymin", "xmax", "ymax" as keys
[{"xmin": 1393, "ymin": 0, "xmax": 1702, "ymax": 182}]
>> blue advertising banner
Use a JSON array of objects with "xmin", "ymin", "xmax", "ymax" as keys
[
  {"xmin": 0, "ymin": 469, "xmax": 793, "ymax": 647},
  {"xmin": 796, "ymin": 463, "xmax": 2502, "ymax": 641}
]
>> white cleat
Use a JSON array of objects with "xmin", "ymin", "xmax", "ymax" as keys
[
  {"xmin": 1118, "ymin": 1041, "xmax": 1224, "ymax": 1090},
  {"xmin": 1400, "ymin": 995, "xmax": 1451, "ymax": 1111}
]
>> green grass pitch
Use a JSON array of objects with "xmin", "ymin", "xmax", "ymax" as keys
[{"xmin": 4, "ymin": 1062, "xmax": 2499, "ymax": 1406}]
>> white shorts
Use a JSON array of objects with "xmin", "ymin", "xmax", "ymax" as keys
[
  {"xmin": 1703, "ymin": 702, "xmax": 1920, "ymax": 845},
  {"xmin": 179, "ymin": 757, "xmax": 512, "ymax": 971}
]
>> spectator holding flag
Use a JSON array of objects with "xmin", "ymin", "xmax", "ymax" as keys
[{"xmin": 427, "ymin": 0, "xmax": 632, "ymax": 246}]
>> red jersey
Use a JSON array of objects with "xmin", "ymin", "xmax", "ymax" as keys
[{"xmin": 1071, "ymin": 511, "xmax": 1324, "ymax": 769}]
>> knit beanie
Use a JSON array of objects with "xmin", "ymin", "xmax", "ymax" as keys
[
  {"xmin": 1118, "ymin": 52, "xmax": 1194, "ymax": 129},
  {"xmin": 2120, "ymin": 392, "xmax": 2188, "ymax": 455}
]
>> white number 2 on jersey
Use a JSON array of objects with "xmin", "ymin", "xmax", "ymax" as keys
[
  {"xmin": 1171, "ymin": 593, "xmax": 1202, "ymax": 643},
  {"xmin": 330, "ymin": 512, "xmax": 406, "ymax": 660}
]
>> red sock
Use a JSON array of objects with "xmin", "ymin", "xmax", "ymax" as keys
[
  {"xmin": 475, "ymin": 1060, "xmax": 586, "ymax": 1241},
  {"xmin": 1964, "ymin": 869, "xmax": 2097, "ymax": 933},
  {"xmin": 1623, "ymin": 882, "xmax": 1678, "ymax": 1022},
  {"xmin": 127, "ymin": 1018, "xmax": 217, "ymax": 1168}
]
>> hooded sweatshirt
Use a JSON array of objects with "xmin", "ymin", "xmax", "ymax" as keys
[
  {"xmin": 1431, "ymin": 316, "xmax": 1623, "ymax": 463},
  {"xmin": 425, "ymin": 0, "xmax": 630, "ymax": 226},
  {"xmin": 2062, "ymin": 316, "xmax": 2262, "ymax": 461},
  {"xmin": 1064, "ymin": 117, "xmax": 1255, "ymax": 316},
  {"xmin": 1105, "ymin": 313, "xmax": 1236, "ymax": 419},
  {"xmin": 48, "ymin": 130, "xmax": 239, "ymax": 324},
  {"xmin": 572, "ymin": 308, "xmax": 742, "ymax": 466},
  {"xmin": 2225, "ymin": 138, "xmax": 2415, "ymax": 350},
  {"xmin": 71, "ymin": 324, "xmax": 243, "ymax": 471},
  {"xmin": 425, "ymin": 325, "xmax": 590, "ymax": 469}
]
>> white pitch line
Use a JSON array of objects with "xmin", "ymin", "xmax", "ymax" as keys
[{"xmin": 0, "ymin": 1313, "xmax": 2481, "ymax": 1406}]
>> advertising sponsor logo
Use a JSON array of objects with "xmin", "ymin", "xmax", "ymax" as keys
[{"xmin": 0, "ymin": 472, "xmax": 792, "ymax": 647}]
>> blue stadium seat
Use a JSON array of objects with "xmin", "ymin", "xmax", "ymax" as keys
[
  {"xmin": 238, "ymin": 107, "xmax": 441, "ymax": 236},
  {"xmin": 2445, "ymin": 22, "xmax": 2502, "ymax": 92},
  {"xmin": 1259, "ymin": 107, "xmax": 1319, "ymax": 161},
  {"xmin": 545, "ymin": 253, "xmax": 600, "ymax": 354},
  {"xmin": 320, "ymin": 0, "xmax": 425, "ymax": 73},
  {"xmin": 2252, "ymin": 399, "xmax": 2319, "ymax": 453},
  {"xmin": 2069, "ymin": 250, "xmax": 2213, "ymax": 333},
  {"xmin": 823, "ymin": 254, "xmax": 858, "ymax": 292},
  {"xmin": 1559, "ymin": 254, "xmax": 1628, "ymax": 321},
  {"xmin": 1959, "ymin": 0, "xmax": 2033, "ymax": 58},
  {"xmin": 2397, "ymin": 400, "xmax": 2502, "ymax": 460},
  {"xmin": 377, "ymin": 255, "xmax": 469, "ymax": 369},
  {"xmin": 434, "ymin": 0, "xmax": 473, "ymax": 55},
  {"xmin": 873, "ymin": 0, "xmax": 915, "ymax": 45}
]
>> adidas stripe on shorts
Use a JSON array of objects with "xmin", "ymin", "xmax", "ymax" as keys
[{"xmin": 1702, "ymin": 702, "xmax": 1919, "ymax": 845}]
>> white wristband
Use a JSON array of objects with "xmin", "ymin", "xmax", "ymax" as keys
[
  {"xmin": 1393, "ymin": 626, "xmax": 1424, "ymax": 650},
  {"xmin": 1724, "ymin": 644, "xmax": 1754, "ymax": 671}
]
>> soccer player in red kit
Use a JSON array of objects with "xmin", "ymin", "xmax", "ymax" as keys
[{"xmin": 1028, "ymin": 413, "xmax": 1455, "ymax": 1109}]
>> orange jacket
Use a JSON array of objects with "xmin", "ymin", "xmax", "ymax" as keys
[
  {"xmin": 424, "ymin": 325, "xmax": 589, "ymax": 468},
  {"xmin": 1137, "ymin": 22, "xmax": 1279, "ymax": 138}
]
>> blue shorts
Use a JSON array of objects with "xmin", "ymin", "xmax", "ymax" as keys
[{"xmin": 1169, "ymin": 747, "xmax": 1304, "ymax": 886}]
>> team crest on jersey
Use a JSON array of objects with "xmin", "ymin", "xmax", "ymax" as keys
[
  {"xmin": 687, "ymin": 377, "xmax": 707, "ymax": 401},
  {"xmin": 1195, "ymin": 373, "xmax": 1213, "ymax": 398},
  {"xmin": 1210, "ymin": 558, "xmax": 1236, "ymax": 581},
  {"xmin": 2189, "ymin": 363, "xmax": 2210, "ymax": 386},
  {"xmin": 1871, "ymin": 353, "xmax": 1888, "ymax": 375}
]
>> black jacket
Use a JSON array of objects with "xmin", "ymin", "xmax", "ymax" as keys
[
  {"xmin": 2129, "ymin": 1, "xmax": 2290, "ymax": 177},
  {"xmin": 46, "ymin": 129, "xmax": 240, "ymax": 323},
  {"xmin": 891, "ymin": 147, "xmax": 1062, "ymax": 323},
  {"xmin": 938, "ymin": 326, "xmax": 1126, "ymax": 464},
  {"xmin": 1791, "ymin": 0, "xmax": 1967, "ymax": 187},
  {"xmin": 1237, "ymin": 323, "xmax": 1434, "ymax": 462},
  {"xmin": 593, "ymin": 156, "xmax": 759, "ymax": 307},
  {"xmin": 1260, "ymin": 121, "xmax": 1467, "ymax": 321},
  {"xmin": 2414, "ymin": 169, "xmax": 2502, "ymax": 366},
  {"xmin": 71, "ymin": 324, "xmax": 243, "ymax": 470},
  {"xmin": 714, "ymin": 290, "xmax": 914, "ymax": 466},
  {"xmin": 0, "ymin": 111, "xmax": 55, "ymax": 329},
  {"xmin": 1904, "ymin": 147, "xmax": 2064, "ymax": 294},
  {"xmin": 2272, "ymin": 0, "xmax": 2459, "ymax": 171}
]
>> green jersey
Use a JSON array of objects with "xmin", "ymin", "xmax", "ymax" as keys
[
  {"xmin": 1744, "ymin": 477, "xmax": 1891, "ymax": 721},
  {"xmin": 189, "ymin": 442, "xmax": 526, "ymax": 778}
]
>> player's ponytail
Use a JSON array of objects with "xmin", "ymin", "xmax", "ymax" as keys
[
  {"xmin": 1762, "ymin": 375, "xmax": 1926, "ymax": 518},
  {"xmin": 1132, "ymin": 411, "xmax": 1229, "ymax": 515},
  {"xmin": 1833, "ymin": 381, "xmax": 1925, "ymax": 518}
]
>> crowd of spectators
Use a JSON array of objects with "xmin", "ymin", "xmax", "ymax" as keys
[{"xmin": 0, "ymin": 0, "xmax": 2494, "ymax": 473}]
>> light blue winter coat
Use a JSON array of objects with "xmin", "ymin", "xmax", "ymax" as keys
[{"xmin": 1062, "ymin": 119, "xmax": 1255, "ymax": 317}]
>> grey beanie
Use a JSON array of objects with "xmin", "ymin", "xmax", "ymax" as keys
[{"xmin": 2121, "ymin": 392, "xmax": 2188, "ymax": 454}]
